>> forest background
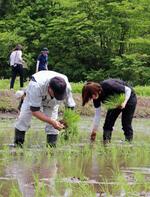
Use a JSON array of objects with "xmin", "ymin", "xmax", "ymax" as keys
[{"xmin": 0, "ymin": 0, "xmax": 150, "ymax": 85}]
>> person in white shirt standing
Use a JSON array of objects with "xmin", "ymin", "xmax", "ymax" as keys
[
  {"xmin": 10, "ymin": 44, "xmax": 24, "ymax": 89},
  {"xmin": 12, "ymin": 70, "xmax": 76, "ymax": 148}
]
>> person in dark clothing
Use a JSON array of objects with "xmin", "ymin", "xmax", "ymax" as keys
[
  {"xmin": 36, "ymin": 47, "xmax": 49, "ymax": 72},
  {"xmin": 82, "ymin": 79, "xmax": 137, "ymax": 145},
  {"xmin": 10, "ymin": 44, "xmax": 24, "ymax": 89}
]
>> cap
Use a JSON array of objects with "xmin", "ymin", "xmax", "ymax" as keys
[
  {"xmin": 15, "ymin": 44, "xmax": 22, "ymax": 50},
  {"xmin": 49, "ymin": 77, "xmax": 67, "ymax": 100},
  {"xmin": 42, "ymin": 47, "xmax": 49, "ymax": 52},
  {"xmin": 15, "ymin": 90, "xmax": 24, "ymax": 100}
]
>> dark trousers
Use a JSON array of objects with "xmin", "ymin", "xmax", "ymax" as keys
[
  {"xmin": 10, "ymin": 64, "xmax": 24, "ymax": 89},
  {"xmin": 103, "ymin": 98, "xmax": 137, "ymax": 141}
]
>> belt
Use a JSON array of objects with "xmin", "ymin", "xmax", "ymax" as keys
[{"xmin": 31, "ymin": 76, "xmax": 36, "ymax": 82}]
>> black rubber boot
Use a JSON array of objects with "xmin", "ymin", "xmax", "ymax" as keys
[
  {"xmin": 14, "ymin": 128, "xmax": 25, "ymax": 148},
  {"xmin": 103, "ymin": 130, "xmax": 112, "ymax": 145},
  {"xmin": 103, "ymin": 139, "xmax": 111, "ymax": 146},
  {"xmin": 47, "ymin": 134, "xmax": 58, "ymax": 148},
  {"xmin": 125, "ymin": 135, "xmax": 133, "ymax": 143}
]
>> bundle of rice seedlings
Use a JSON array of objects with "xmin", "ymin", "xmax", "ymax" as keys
[
  {"xmin": 103, "ymin": 94, "xmax": 125, "ymax": 110},
  {"xmin": 60, "ymin": 109, "xmax": 80, "ymax": 140}
]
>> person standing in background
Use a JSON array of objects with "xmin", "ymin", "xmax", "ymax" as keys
[
  {"xmin": 10, "ymin": 44, "xmax": 24, "ymax": 89},
  {"xmin": 36, "ymin": 47, "xmax": 49, "ymax": 72}
]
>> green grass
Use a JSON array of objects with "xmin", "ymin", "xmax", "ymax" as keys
[
  {"xmin": 0, "ymin": 79, "xmax": 28, "ymax": 90},
  {"xmin": 71, "ymin": 82, "xmax": 83, "ymax": 93},
  {"xmin": 60, "ymin": 109, "xmax": 80, "ymax": 140},
  {"xmin": 0, "ymin": 80, "xmax": 150, "ymax": 97},
  {"xmin": 134, "ymin": 85, "xmax": 150, "ymax": 96},
  {"xmin": 71, "ymin": 82, "xmax": 150, "ymax": 96}
]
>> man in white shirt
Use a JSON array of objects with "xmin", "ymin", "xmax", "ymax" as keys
[
  {"xmin": 13, "ymin": 70, "xmax": 76, "ymax": 147},
  {"xmin": 10, "ymin": 44, "xmax": 24, "ymax": 89}
]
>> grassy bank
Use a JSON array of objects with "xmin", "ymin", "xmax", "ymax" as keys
[
  {"xmin": 72, "ymin": 83, "xmax": 150, "ymax": 97},
  {"xmin": 0, "ymin": 79, "xmax": 150, "ymax": 96}
]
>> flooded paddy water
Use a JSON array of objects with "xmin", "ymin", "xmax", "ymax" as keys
[{"xmin": 0, "ymin": 116, "xmax": 150, "ymax": 196}]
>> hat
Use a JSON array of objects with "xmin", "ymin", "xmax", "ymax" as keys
[
  {"xmin": 42, "ymin": 47, "xmax": 49, "ymax": 52},
  {"xmin": 49, "ymin": 77, "xmax": 67, "ymax": 100},
  {"xmin": 15, "ymin": 44, "xmax": 22, "ymax": 50},
  {"xmin": 15, "ymin": 90, "xmax": 24, "ymax": 100}
]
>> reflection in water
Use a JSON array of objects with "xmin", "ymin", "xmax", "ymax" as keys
[
  {"xmin": 5, "ymin": 156, "xmax": 58, "ymax": 197},
  {"xmin": 0, "ymin": 117, "xmax": 149, "ymax": 196}
]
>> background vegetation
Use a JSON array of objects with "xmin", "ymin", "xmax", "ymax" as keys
[
  {"xmin": 0, "ymin": 0, "xmax": 150, "ymax": 85},
  {"xmin": 0, "ymin": 79, "xmax": 150, "ymax": 97}
]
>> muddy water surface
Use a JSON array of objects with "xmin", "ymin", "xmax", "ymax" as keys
[{"xmin": 0, "ymin": 117, "xmax": 150, "ymax": 196}]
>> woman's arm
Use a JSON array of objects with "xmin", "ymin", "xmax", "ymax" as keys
[
  {"xmin": 91, "ymin": 107, "xmax": 101, "ymax": 141},
  {"xmin": 120, "ymin": 86, "xmax": 131, "ymax": 109}
]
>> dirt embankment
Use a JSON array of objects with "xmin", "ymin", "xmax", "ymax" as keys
[{"xmin": 0, "ymin": 90, "xmax": 150, "ymax": 119}]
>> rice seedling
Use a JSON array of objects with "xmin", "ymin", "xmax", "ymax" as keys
[
  {"xmin": 103, "ymin": 93, "xmax": 125, "ymax": 110},
  {"xmin": 0, "ymin": 117, "xmax": 150, "ymax": 196},
  {"xmin": 72, "ymin": 183, "xmax": 96, "ymax": 197},
  {"xmin": 99, "ymin": 177, "xmax": 111, "ymax": 196},
  {"xmin": 133, "ymin": 171, "xmax": 146, "ymax": 191},
  {"xmin": 33, "ymin": 174, "xmax": 49, "ymax": 197},
  {"xmin": 60, "ymin": 109, "xmax": 80, "ymax": 140},
  {"xmin": 9, "ymin": 184, "xmax": 22, "ymax": 197}
]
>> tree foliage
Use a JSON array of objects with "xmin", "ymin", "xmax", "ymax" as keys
[{"xmin": 0, "ymin": 0, "xmax": 150, "ymax": 84}]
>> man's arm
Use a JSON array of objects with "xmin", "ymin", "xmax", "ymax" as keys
[{"xmin": 32, "ymin": 110, "xmax": 64, "ymax": 130}]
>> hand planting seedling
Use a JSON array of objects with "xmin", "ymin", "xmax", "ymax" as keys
[
  {"xmin": 60, "ymin": 109, "xmax": 80, "ymax": 140},
  {"xmin": 90, "ymin": 132, "xmax": 96, "ymax": 142},
  {"xmin": 59, "ymin": 119, "xmax": 68, "ymax": 129}
]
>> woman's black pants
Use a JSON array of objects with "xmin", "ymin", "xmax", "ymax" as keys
[
  {"xmin": 103, "ymin": 99, "xmax": 137, "ymax": 142},
  {"xmin": 10, "ymin": 64, "xmax": 24, "ymax": 89}
]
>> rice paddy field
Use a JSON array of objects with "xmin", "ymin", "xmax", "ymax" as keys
[{"xmin": 0, "ymin": 116, "xmax": 150, "ymax": 197}]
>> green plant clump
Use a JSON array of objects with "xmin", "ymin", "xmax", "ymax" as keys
[
  {"xmin": 61, "ymin": 109, "xmax": 80, "ymax": 140},
  {"xmin": 104, "ymin": 94, "xmax": 125, "ymax": 110}
]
